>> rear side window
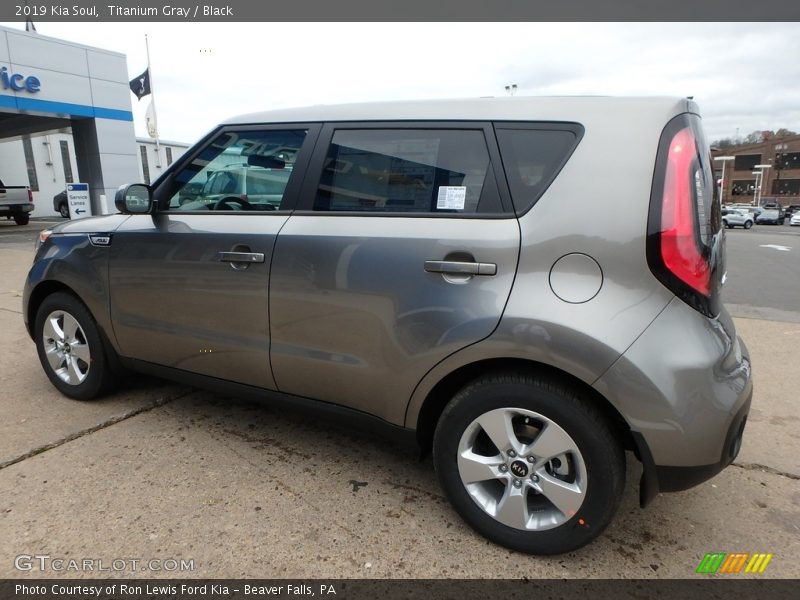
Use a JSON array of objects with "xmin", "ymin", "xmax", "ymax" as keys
[
  {"xmin": 314, "ymin": 129, "xmax": 502, "ymax": 214},
  {"xmin": 495, "ymin": 126, "xmax": 582, "ymax": 214}
]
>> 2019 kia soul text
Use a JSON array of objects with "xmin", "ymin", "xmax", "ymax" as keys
[{"xmin": 23, "ymin": 97, "xmax": 752, "ymax": 555}]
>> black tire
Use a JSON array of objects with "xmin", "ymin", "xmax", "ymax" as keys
[
  {"xmin": 744, "ymin": 221, "xmax": 752, "ymax": 229},
  {"xmin": 34, "ymin": 292, "xmax": 116, "ymax": 400},
  {"xmin": 433, "ymin": 373, "xmax": 625, "ymax": 555},
  {"xmin": 14, "ymin": 213, "xmax": 30, "ymax": 226},
  {"xmin": 59, "ymin": 203, "xmax": 70, "ymax": 218}
]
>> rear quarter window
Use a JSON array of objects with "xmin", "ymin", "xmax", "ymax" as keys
[{"xmin": 494, "ymin": 125, "xmax": 583, "ymax": 215}]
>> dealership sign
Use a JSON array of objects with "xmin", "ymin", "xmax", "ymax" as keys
[
  {"xmin": 66, "ymin": 183, "xmax": 92, "ymax": 220},
  {"xmin": 0, "ymin": 66, "xmax": 41, "ymax": 93}
]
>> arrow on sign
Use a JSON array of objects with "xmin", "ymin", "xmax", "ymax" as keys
[
  {"xmin": 75, "ymin": 209, "xmax": 86, "ymax": 215},
  {"xmin": 759, "ymin": 244, "xmax": 791, "ymax": 252}
]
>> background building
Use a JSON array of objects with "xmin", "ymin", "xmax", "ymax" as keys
[
  {"xmin": 0, "ymin": 134, "xmax": 189, "ymax": 217},
  {"xmin": 712, "ymin": 134, "xmax": 800, "ymax": 207},
  {"xmin": 0, "ymin": 24, "xmax": 190, "ymax": 219}
]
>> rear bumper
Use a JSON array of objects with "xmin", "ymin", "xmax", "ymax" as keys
[
  {"xmin": 593, "ymin": 297, "xmax": 753, "ymax": 505},
  {"xmin": 655, "ymin": 389, "xmax": 750, "ymax": 491},
  {"xmin": 0, "ymin": 204, "xmax": 33, "ymax": 214},
  {"xmin": 631, "ymin": 385, "xmax": 751, "ymax": 505}
]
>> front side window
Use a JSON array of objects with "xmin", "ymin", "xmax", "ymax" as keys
[
  {"xmin": 314, "ymin": 129, "xmax": 501, "ymax": 214},
  {"xmin": 165, "ymin": 129, "xmax": 307, "ymax": 212}
]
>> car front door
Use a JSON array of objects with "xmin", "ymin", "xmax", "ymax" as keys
[
  {"xmin": 269, "ymin": 123, "xmax": 521, "ymax": 422},
  {"xmin": 108, "ymin": 125, "xmax": 319, "ymax": 389}
]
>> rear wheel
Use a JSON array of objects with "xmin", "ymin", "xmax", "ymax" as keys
[
  {"xmin": 59, "ymin": 203, "xmax": 70, "ymax": 218},
  {"xmin": 14, "ymin": 213, "xmax": 29, "ymax": 226},
  {"xmin": 744, "ymin": 221, "xmax": 753, "ymax": 229},
  {"xmin": 34, "ymin": 292, "xmax": 116, "ymax": 400},
  {"xmin": 433, "ymin": 373, "xmax": 625, "ymax": 554}
]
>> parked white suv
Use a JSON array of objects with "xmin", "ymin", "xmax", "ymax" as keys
[{"xmin": 722, "ymin": 208, "xmax": 754, "ymax": 229}]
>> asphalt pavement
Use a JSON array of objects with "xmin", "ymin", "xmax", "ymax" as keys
[
  {"xmin": 722, "ymin": 224, "xmax": 800, "ymax": 321},
  {"xmin": 0, "ymin": 218, "xmax": 798, "ymax": 579}
]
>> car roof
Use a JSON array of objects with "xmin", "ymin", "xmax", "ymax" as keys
[{"xmin": 222, "ymin": 96, "xmax": 696, "ymax": 125}]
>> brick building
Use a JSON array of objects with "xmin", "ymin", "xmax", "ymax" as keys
[{"xmin": 711, "ymin": 134, "xmax": 800, "ymax": 207}]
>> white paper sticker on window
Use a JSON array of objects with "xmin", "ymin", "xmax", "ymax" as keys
[{"xmin": 436, "ymin": 186, "xmax": 467, "ymax": 210}]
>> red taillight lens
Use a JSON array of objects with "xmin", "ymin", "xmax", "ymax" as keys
[
  {"xmin": 28, "ymin": 189, "xmax": 33, "ymax": 202},
  {"xmin": 659, "ymin": 127, "xmax": 710, "ymax": 296}
]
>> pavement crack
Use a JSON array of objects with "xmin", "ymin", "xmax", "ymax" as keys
[
  {"xmin": 0, "ymin": 307, "xmax": 22, "ymax": 315},
  {"xmin": 0, "ymin": 388, "xmax": 193, "ymax": 471},
  {"xmin": 731, "ymin": 461, "xmax": 800, "ymax": 480}
]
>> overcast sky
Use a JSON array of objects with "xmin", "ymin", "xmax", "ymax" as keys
[{"xmin": 2, "ymin": 22, "xmax": 798, "ymax": 144}]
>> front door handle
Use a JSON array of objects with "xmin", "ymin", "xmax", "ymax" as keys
[
  {"xmin": 217, "ymin": 251, "xmax": 265, "ymax": 264},
  {"xmin": 424, "ymin": 260, "xmax": 497, "ymax": 276}
]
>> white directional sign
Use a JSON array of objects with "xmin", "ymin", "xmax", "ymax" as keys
[
  {"xmin": 759, "ymin": 244, "xmax": 792, "ymax": 252},
  {"xmin": 66, "ymin": 183, "xmax": 92, "ymax": 220}
]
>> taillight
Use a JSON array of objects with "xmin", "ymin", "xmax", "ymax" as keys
[
  {"xmin": 659, "ymin": 127, "xmax": 710, "ymax": 296},
  {"xmin": 28, "ymin": 189, "xmax": 33, "ymax": 202},
  {"xmin": 647, "ymin": 113, "xmax": 721, "ymax": 318}
]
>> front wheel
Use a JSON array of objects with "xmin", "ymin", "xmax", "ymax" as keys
[
  {"xmin": 34, "ymin": 292, "xmax": 116, "ymax": 400},
  {"xmin": 59, "ymin": 203, "xmax": 70, "ymax": 218},
  {"xmin": 433, "ymin": 373, "xmax": 625, "ymax": 555},
  {"xmin": 744, "ymin": 221, "xmax": 753, "ymax": 229}
]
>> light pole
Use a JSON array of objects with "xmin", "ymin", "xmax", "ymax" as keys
[
  {"xmin": 751, "ymin": 171, "xmax": 762, "ymax": 206},
  {"xmin": 714, "ymin": 156, "xmax": 735, "ymax": 204},
  {"xmin": 755, "ymin": 164, "xmax": 771, "ymax": 205},
  {"xmin": 504, "ymin": 84, "xmax": 517, "ymax": 96}
]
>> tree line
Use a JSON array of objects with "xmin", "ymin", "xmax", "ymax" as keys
[{"xmin": 713, "ymin": 128, "xmax": 797, "ymax": 148}]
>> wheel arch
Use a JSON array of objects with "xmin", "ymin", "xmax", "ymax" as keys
[
  {"xmin": 26, "ymin": 280, "xmax": 80, "ymax": 340},
  {"xmin": 27, "ymin": 280, "xmax": 125, "ymax": 375},
  {"xmin": 412, "ymin": 357, "xmax": 635, "ymax": 457}
]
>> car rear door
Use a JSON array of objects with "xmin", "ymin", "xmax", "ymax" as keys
[
  {"xmin": 269, "ymin": 123, "xmax": 520, "ymax": 423},
  {"xmin": 108, "ymin": 125, "xmax": 319, "ymax": 389}
]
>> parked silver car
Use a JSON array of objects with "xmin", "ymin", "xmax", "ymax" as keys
[
  {"xmin": 722, "ymin": 208, "xmax": 754, "ymax": 229},
  {"xmin": 23, "ymin": 97, "xmax": 752, "ymax": 555}
]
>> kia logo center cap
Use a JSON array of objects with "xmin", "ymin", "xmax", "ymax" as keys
[{"xmin": 510, "ymin": 460, "xmax": 529, "ymax": 477}]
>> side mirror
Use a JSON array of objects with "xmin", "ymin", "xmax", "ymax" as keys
[{"xmin": 115, "ymin": 184, "xmax": 153, "ymax": 214}]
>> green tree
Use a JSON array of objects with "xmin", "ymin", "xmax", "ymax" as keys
[{"xmin": 712, "ymin": 138, "xmax": 734, "ymax": 149}]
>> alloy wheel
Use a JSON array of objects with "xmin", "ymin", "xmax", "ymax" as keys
[
  {"xmin": 457, "ymin": 407, "xmax": 587, "ymax": 531},
  {"xmin": 42, "ymin": 310, "xmax": 91, "ymax": 385}
]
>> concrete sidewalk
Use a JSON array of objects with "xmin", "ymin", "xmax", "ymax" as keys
[{"xmin": 1, "ymin": 247, "xmax": 798, "ymax": 578}]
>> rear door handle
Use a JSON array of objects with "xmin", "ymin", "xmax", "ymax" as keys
[
  {"xmin": 424, "ymin": 260, "xmax": 497, "ymax": 276},
  {"xmin": 217, "ymin": 251, "xmax": 265, "ymax": 263}
]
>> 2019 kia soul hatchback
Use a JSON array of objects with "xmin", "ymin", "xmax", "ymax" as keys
[{"xmin": 24, "ymin": 97, "xmax": 752, "ymax": 555}]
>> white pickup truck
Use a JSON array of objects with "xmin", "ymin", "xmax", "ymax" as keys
[{"xmin": 0, "ymin": 178, "xmax": 34, "ymax": 225}]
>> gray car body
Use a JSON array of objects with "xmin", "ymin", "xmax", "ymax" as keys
[{"xmin": 23, "ymin": 96, "xmax": 752, "ymax": 503}]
